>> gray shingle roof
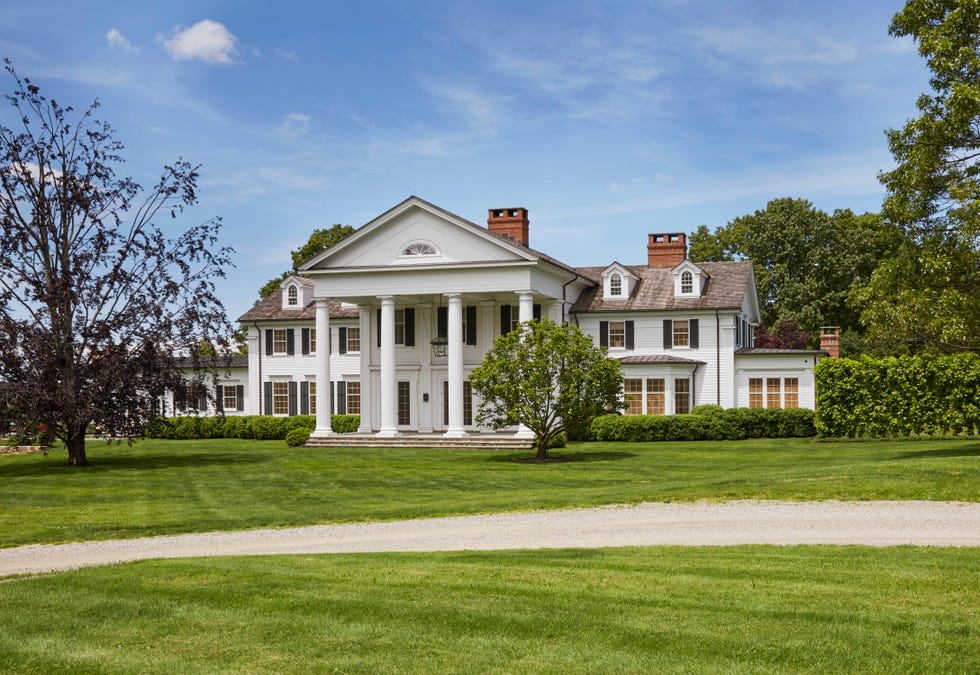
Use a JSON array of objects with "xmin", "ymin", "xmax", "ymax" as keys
[
  {"xmin": 570, "ymin": 260, "xmax": 753, "ymax": 313},
  {"xmin": 618, "ymin": 355, "xmax": 706, "ymax": 365},
  {"xmin": 735, "ymin": 348, "xmax": 828, "ymax": 356},
  {"xmin": 237, "ymin": 293, "xmax": 359, "ymax": 323}
]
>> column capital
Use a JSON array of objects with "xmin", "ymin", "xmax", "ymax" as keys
[{"xmin": 314, "ymin": 297, "xmax": 331, "ymax": 306}]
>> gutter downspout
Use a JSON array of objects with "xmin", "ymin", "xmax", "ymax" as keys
[
  {"xmin": 254, "ymin": 322, "xmax": 262, "ymax": 415},
  {"xmin": 715, "ymin": 309, "xmax": 721, "ymax": 406},
  {"xmin": 561, "ymin": 273, "xmax": 578, "ymax": 325},
  {"xmin": 691, "ymin": 362, "xmax": 701, "ymax": 410}
]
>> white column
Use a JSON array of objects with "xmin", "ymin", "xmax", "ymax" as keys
[
  {"xmin": 311, "ymin": 298, "xmax": 332, "ymax": 437},
  {"xmin": 418, "ymin": 302, "xmax": 434, "ymax": 433},
  {"xmin": 444, "ymin": 293, "xmax": 466, "ymax": 437},
  {"xmin": 515, "ymin": 291, "xmax": 535, "ymax": 439},
  {"xmin": 357, "ymin": 306, "xmax": 373, "ymax": 433},
  {"xmin": 378, "ymin": 296, "xmax": 398, "ymax": 437}
]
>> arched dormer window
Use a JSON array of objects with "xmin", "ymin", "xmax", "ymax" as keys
[
  {"xmin": 609, "ymin": 273, "xmax": 622, "ymax": 296},
  {"xmin": 287, "ymin": 285, "xmax": 298, "ymax": 306},
  {"xmin": 681, "ymin": 270, "xmax": 693, "ymax": 294},
  {"xmin": 401, "ymin": 241, "xmax": 437, "ymax": 257}
]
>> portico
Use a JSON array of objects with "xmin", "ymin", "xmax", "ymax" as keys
[{"xmin": 300, "ymin": 197, "xmax": 590, "ymax": 440}]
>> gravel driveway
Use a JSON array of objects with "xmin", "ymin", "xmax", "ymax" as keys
[{"xmin": 2, "ymin": 500, "xmax": 978, "ymax": 577}]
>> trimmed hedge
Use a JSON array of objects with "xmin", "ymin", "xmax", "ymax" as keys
[
  {"xmin": 284, "ymin": 428, "xmax": 312, "ymax": 447},
  {"xmin": 146, "ymin": 414, "xmax": 360, "ymax": 440},
  {"xmin": 815, "ymin": 353, "xmax": 980, "ymax": 437},
  {"xmin": 589, "ymin": 407, "xmax": 816, "ymax": 442}
]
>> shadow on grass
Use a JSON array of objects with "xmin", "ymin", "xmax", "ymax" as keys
[
  {"xmin": 486, "ymin": 451, "xmax": 636, "ymax": 464},
  {"xmin": 894, "ymin": 443, "xmax": 980, "ymax": 460},
  {"xmin": 0, "ymin": 450, "xmax": 270, "ymax": 477}
]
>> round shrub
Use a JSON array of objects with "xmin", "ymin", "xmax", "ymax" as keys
[{"xmin": 284, "ymin": 428, "xmax": 312, "ymax": 447}]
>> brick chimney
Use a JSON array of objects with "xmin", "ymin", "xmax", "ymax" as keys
[
  {"xmin": 647, "ymin": 233, "xmax": 687, "ymax": 268},
  {"xmin": 820, "ymin": 327, "xmax": 840, "ymax": 358},
  {"xmin": 488, "ymin": 207, "xmax": 529, "ymax": 246}
]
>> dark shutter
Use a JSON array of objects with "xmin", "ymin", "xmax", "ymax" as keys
[
  {"xmin": 599, "ymin": 321, "xmax": 609, "ymax": 347},
  {"xmin": 288, "ymin": 381, "xmax": 298, "ymax": 416},
  {"xmin": 690, "ymin": 319, "xmax": 699, "ymax": 349},
  {"xmin": 500, "ymin": 305, "xmax": 511, "ymax": 335},
  {"xmin": 174, "ymin": 385, "xmax": 186, "ymax": 412},
  {"xmin": 625, "ymin": 321, "xmax": 635, "ymax": 350},
  {"xmin": 663, "ymin": 320, "xmax": 673, "ymax": 349},
  {"xmin": 197, "ymin": 388, "xmax": 208, "ymax": 412},
  {"xmin": 300, "ymin": 381, "xmax": 309, "ymax": 415},
  {"xmin": 264, "ymin": 381, "xmax": 273, "ymax": 415},
  {"xmin": 301, "ymin": 328, "xmax": 310, "ymax": 355},
  {"xmin": 337, "ymin": 381, "xmax": 347, "ymax": 415},
  {"xmin": 216, "ymin": 385, "xmax": 224, "ymax": 413},
  {"xmin": 338, "ymin": 327, "xmax": 347, "ymax": 354},
  {"xmin": 236, "ymin": 385, "xmax": 244, "ymax": 411},
  {"xmin": 465, "ymin": 306, "xmax": 477, "ymax": 345},
  {"xmin": 286, "ymin": 328, "xmax": 295, "ymax": 355},
  {"xmin": 265, "ymin": 329, "xmax": 273, "ymax": 356},
  {"xmin": 330, "ymin": 381, "xmax": 335, "ymax": 415},
  {"xmin": 404, "ymin": 307, "xmax": 415, "ymax": 347},
  {"xmin": 437, "ymin": 306, "xmax": 448, "ymax": 339},
  {"xmin": 377, "ymin": 308, "xmax": 382, "ymax": 347},
  {"xmin": 533, "ymin": 304, "xmax": 541, "ymax": 320}
]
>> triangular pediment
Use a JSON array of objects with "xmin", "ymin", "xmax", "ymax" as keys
[{"xmin": 299, "ymin": 196, "xmax": 536, "ymax": 271}]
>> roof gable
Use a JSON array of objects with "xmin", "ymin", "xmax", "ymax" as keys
[{"xmin": 299, "ymin": 196, "xmax": 537, "ymax": 271}]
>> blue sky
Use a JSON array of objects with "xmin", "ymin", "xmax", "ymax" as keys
[{"xmin": 0, "ymin": 1, "xmax": 928, "ymax": 318}]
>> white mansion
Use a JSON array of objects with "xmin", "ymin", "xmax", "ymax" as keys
[{"xmin": 231, "ymin": 196, "xmax": 825, "ymax": 439}]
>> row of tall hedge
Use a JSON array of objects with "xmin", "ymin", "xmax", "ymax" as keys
[
  {"xmin": 589, "ymin": 406, "xmax": 816, "ymax": 442},
  {"xmin": 814, "ymin": 353, "xmax": 980, "ymax": 437},
  {"xmin": 145, "ymin": 414, "xmax": 360, "ymax": 440}
]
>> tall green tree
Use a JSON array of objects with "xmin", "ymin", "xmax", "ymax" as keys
[
  {"xmin": 469, "ymin": 319, "xmax": 623, "ymax": 461},
  {"xmin": 0, "ymin": 64, "xmax": 233, "ymax": 466},
  {"xmin": 862, "ymin": 0, "xmax": 980, "ymax": 353},
  {"xmin": 689, "ymin": 198, "xmax": 899, "ymax": 343},
  {"xmin": 257, "ymin": 224, "xmax": 354, "ymax": 300}
]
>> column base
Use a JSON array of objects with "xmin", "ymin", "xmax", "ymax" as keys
[
  {"xmin": 310, "ymin": 427, "xmax": 333, "ymax": 438},
  {"xmin": 514, "ymin": 425, "xmax": 535, "ymax": 439},
  {"xmin": 357, "ymin": 424, "xmax": 373, "ymax": 434},
  {"xmin": 443, "ymin": 428, "xmax": 468, "ymax": 439},
  {"xmin": 376, "ymin": 428, "xmax": 400, "ymax": 438}
]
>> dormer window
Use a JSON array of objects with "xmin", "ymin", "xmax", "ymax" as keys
[
  {"xmin": 610, "ymin": 273, "xmax": 622, "ymax": 296},
  {"xmin": 401, "ymin": 241, "xmax": 437, "ymax": 256},
  {"xmin": 681, "ymin": 271, "xmax": 693, "ymax": 294},
  {"xmin": 287, "ymin": 285, "xmax": 298, "ymax": 306}
]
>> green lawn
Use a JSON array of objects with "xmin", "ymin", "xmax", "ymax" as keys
[
  {"xmin": 0, "ymin": 547, "xmax": 976, "ymax": 673},
  {"xmin": 1, "ymin": 437, "xmax": 978, "ymax": 547}
]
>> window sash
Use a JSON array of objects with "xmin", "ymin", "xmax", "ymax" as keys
[
  {"xmin": 308, "ymin": 328, "xmax": 317, "ymax": 354},
  {"xmin": 609, "ymin": 321, "xmax": 626, "ymax": 349},
  {"xmin": 610, "ymin": 274, "xmax": 622, "ymax": 296},
  {"xmin": 222, "ymin": 387, "xmax": 238, "ymax": 411},
  {"xmin": 646, "ymin": 378, "xmax": 665, "ymax": 415},
  {"xmin": 784, "ymin": 378, "xmax": 799, "ymax": 409},
  {"xmin": 681, "ymin": 271, "xmax": 693, "ymax": 294},
  {"xmin": 346, "ymin": 381, "xmax": 360, "ymax": 415},
  {"xmin": 273, "ymin": 329, "xmax": 287, "ymax": 354},
  {"xmin": 766, "ymin": 378, "xmax": 781, "ymax": 409},
  {"xmin": 394, "ymin": 309, "xmax": 405, "ymax": 345},
  {"xmin": 673, "ymin": 320, "xmax": 690, "ymax": 347},
  {"xmin": 749, "ymin": 378, "xmax": 763, "ymax": 408},
  {"xmin": 624, "ymin": 378, "xmax": 643, "ymax": 415},
  {"xmin": 674, "ymin": 378, "xmax": 690, "ymax": 415},
  {"xmin": 397, "ymin": 381, "xmax": 411, "ymax": 425},
  {"xmin": 272, "ymin": 382, "xmax": 289, "ymax": 415},
  {"xmin": 308, "ymin": 381, "xmax": 316, "ymax": 413},
  {"xmin": 347, "ymin": 327, "xmax": 360, "ymax": 353}
]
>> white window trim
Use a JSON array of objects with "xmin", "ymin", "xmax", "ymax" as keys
[{"xmin": 398, "ymin": 240, "xmax": 440, "ymax": 258}]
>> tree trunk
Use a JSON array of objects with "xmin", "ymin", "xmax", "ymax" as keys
[
  {"xmin": 535, "ymin": 441, "xmax": 549, "ymax": 461},
  {"xmin": 66, "ymin": 431, "xmax": 89, "ymax": 467}
]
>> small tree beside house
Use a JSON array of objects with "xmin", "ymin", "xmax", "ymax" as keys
[{"xmin": 469, "ymin": 318, "xmax": 623, "ymax": 461}]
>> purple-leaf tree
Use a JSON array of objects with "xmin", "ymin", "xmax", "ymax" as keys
[{"xmin": 0, "ymin": 62, "xmax": 234, "ymax": 466}]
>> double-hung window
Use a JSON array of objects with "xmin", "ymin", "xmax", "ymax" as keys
[
  {"xmin": 673, "ymin": 320, "xmax": 689, "ymax": 347},
  {"xmin": 347, "ymin": 327, "xmax": 360, "ymax": 353},
  {"xmin": 609, "ymin": 321, "xmax": 626, "ymax": 349},
  {"xmin": 273, "ymin": 329, "xmax": 288, "ymax": 354}
]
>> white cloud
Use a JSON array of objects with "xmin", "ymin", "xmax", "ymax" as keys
[
  {"xmin": 106, "ymin": 28, "xmax": 139, "ymax": 53},
  {"xmin": 162, "ymin": 20, "xmax": 238, "ymax": 65},
  {"xmin": 280, "ymin": 112, "xmax": 312, "ymax": 136}
]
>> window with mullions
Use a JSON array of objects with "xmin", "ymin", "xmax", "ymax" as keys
[
  {"xmin": 273, "ymin": 329, "xmax": 288, "ymax": 354},
  {"xmin": 222, "ymin": 386, "xmax": 239, "ymax": 411},
  {"xmin": 609, "ymin": 321, "xmax": 626, "ymax": 349},
  {"xmin": 646, "ymin": 378, "xmax": 665, "ymax": 415},
  {"xmin": 397, "ymin": 381, "xmax": 411, "ymax": 425},
  {"xmin": 346, "ymin": 381, "xmax": 361, "ymax": 415},
  {"xmin": 610, "ymin": 273, "xmax": 622, "ymax": 296},
  {"xmin": 442, "ymin": 381, "xmax": 473, "ymax": 426},
  {"xmin": 680, "ymin": 270, "xmax": 693, "ymax": 294},
  {"xmin": 674, "ymin": 378, "xmax": 690, "ymax": 414},
  {"xmin": 272, "ymin": 382, "xmax": 289, "ymax": 415},
  {"xmin": 347, "ymin": 327, "xmax": 360, "ymax": 353},
  {"xmin": 673, "ymin": 320, "xmax": 690, "ymax": 347},
  {"xmin": 287, "ymin": 285, "xmax": 298, "ymax": 305},
  {"xmin": 623, "ymin": 378, "xmax": 644, "ymax": 415},
  {"xmin": 784, "ymin": 378, "xmax": 799, "ymax": 408},
  {"xmin": 766, "ymin": 378, "xmax": 781, "ymax": 409}
]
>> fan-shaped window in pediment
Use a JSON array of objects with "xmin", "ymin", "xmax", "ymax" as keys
[{"xmin": 400, "ymin": 241, "xmax": 438, "ymax": 257}]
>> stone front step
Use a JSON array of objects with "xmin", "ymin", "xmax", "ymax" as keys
[{"xmin": 304, "ymin": 433, "xmax": 534, "ymax": 450}]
